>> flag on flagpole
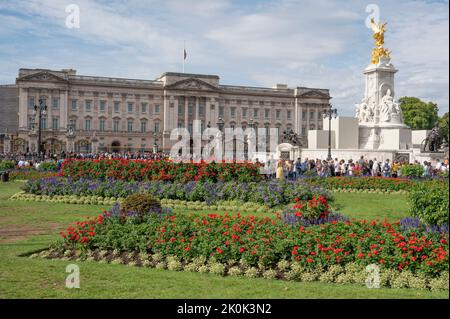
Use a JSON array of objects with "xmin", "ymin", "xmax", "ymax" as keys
[{"xmin": 183, "ymin": 41, "xmax": 186, "ymax": 73}]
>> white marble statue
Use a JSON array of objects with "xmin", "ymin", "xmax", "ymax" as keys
[
  {"xmin": 379, "ymin": 89, "xmax": 403, "ymax": 124},
  {"xmin": 356, "ymin": 98, "xmax": 374, "ymax": 123}
]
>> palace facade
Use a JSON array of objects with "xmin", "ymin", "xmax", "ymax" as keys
[{"xmin": 14, "ymin": 68, "xmax": 331, "ymax": 154}]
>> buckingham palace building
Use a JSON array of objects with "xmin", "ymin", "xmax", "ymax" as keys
[{"xmin": 10, "ymin": 68, "xmax": 331, "ymax": 154}]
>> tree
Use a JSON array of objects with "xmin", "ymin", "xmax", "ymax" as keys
[
  {"xmin": 398, "ymin": 97, "xmax": 439, "ymax": 130},
  {"xmin": 439, "ymin": 112, "xmax": 449, "ymax": 144}
]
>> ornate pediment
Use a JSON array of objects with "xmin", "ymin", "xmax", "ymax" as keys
[
  {"xmin": 166, "ymin": 78, "xmax": 219, "ymax": 92},
  {"xmin": 299, "ymin": 90, "xmax": 330, "ymax": 99},
  {"xmin": 17, "ymin": 71, "xmax": 68, "ymax": 83}
]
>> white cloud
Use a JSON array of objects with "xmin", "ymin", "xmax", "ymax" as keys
[{"xmin": 0, "ymin": 0, "xmax": 448, "ymax": 115}]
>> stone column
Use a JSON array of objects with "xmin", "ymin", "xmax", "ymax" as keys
[
  {"xmin": 184, "ymin": 96, "xmax": 189, "ymax": 128},
  {"xmin": 19, "ymin": 88, "xmax": 28, "ymax": 129},
  {"xmin": 4, "ymin": 135, "xmax": 11, "ymax": 153},
  {"xmin": 60, "ymin": 90, "xmax": 68, "ymax": 130},
  {"xmin": 195, "ymin": 96, "xmax": 199, "ymax": 120},
  {"xmin": 163, "ymin": 92, "xmax": 170, "ymax": 133}
]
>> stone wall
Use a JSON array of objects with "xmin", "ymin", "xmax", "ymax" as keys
[{"xmin": 0, "ymin": 85, "xmax": 19, "ymax": 134}]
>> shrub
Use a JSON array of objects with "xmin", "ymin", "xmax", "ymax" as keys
[
  {"xmin": 38, "ymin": 161, "xmax": 57, "ymax": 172},
  {"xmin": 408, "ymin": 180, "xmax": 449, "ymax": 226},
  {"xmin": 120, "ymin": 193, "xmax": 163, "ymax": 221},
  {"xmin": 400, "ymin": 164, "xmax": 424, "ymax": 178},
  {"xmin": 0, "ymin": 160, "xmax": 15, "ymax": 171}
]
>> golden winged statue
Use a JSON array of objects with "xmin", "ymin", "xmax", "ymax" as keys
[{"xmin": 369, "ymin": 18, "xmax": 391, "ymax": 64}]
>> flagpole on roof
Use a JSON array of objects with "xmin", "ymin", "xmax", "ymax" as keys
[{"xmin": 183, "ymin": 41, "xmax": 186, "ymax": 73}]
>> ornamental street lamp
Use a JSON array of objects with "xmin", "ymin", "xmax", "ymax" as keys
[
  {"xmin": 323, "ymin": 104, "xmax": 338, "ymax": 161},
  {"xmin": 216, "ymin": 117, "xmax": 225, "ymax": 161},
  {"xmin": 33, "ymin": 99, "xmax": 47, "ymax": 161}
]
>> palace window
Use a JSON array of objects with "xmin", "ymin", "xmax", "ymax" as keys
[
  {"xmin": 230, "ymin": 107, "xmax": 236, "ymax": 118},
  {"xmin": 85, "ymin": 100, "xmax": 92, "ymax": 112},
  {"xmin": 141, "ymin": 103, "xmax": 147, "ymax": 113},
  {"xmin": 276, "ymin": 109, "xmax": 281, "ymax": 119},
  {"xmin": 219, "ymin": 105, "xmax": 224, "ymax": 117},
  {"xmin": 287, "ymin": 110, "xmax": 292, "ymax": 119},
  {"xmin": 154, "ymin": 122, "xmax": 160, "ymax": 133},
  {"xmin": 114, "ymin": 102, "xmax": 120, "ymax": 113},
  {"xmin": 242, "ymin": 108, "xmax": 247, "ymax": 118},
  {"xmin": 154, "ymin": 104, "xmax": 160, "ymax": 114},
  {"xmin": 85, "ymin": 119, "xmax": 91, "ymax": 131},
  {"xmin": 188, "ymin": 105, "xmax": 193, "ymax": 115},
  {"xmin": 52, "ymin": 118, "xmax": 59, "ymax": 130},
  {"xmin": 40, "ymin": 117, "xmax": 47, "ymax": 130},
  {"xmin": 113, "ymin": 119, "xmax": 120, "ymax": 132},
  {"xmin": 302, "ymin": 111, "xmax": 306, "ymax": 120},
  {"xmin": 100, "ymin": 101, "xmax": 106, "ymax": 113},
  {"xmin": 310, "ymin": 111, "xmax": 314, "ymax": 120},
  {"xmin": 99, "ymin": 119, "xmax": 106, "ymax": 132},
  {"xmin": 52, "ymin": 98, "xmax": 59, "ymax": 108},
  {"xmin": 69, "ymin": 119, "xmax": 77, "ymax": 130},
  {"xmin": 265, "ymin": 109, "xmax": 270, "ymax": 118},
  {"xmin": 253, "ymin": 109, "xmax": 259, "ymax": 118},
  {"xmin": 302, "ymin": 127, "xmax": 306, "ymax": 135},
  {"xmin": 199, "ymin": 105, "xmax": 204, "ymax": 116},
  {"xmin": 178, "ymin": 104, "xmax": 184, "ymax": 115},
  {"xmin": 140, "ymin": 121, "xmax": 147, "ymax": 133},
  {"xmin": 71, "ymin": 99, "xmax": 77, "ymax": 111},
  {"xmin": 128, "ymin": 103, "xmax": 133, "ymax": 113},
  {"xmin": 28, "ymin": 97, "xmax": 35, "ymax": 108},
  {"xmin": 28, "ymin": 117, "xmax": 34, "ymax": 130},
  {"xmin": 127, "ymin": 120, "xmax": 134, "ymax": 132}
]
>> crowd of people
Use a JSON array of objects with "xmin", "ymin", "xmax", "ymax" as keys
[
  {"xmin": 270, "ymin": 156, "xmax": 449, "ymax": 180},
  {"xmin": 0, "ymin": 151, "xmax": 168, "ymax": 171},
  {"xmin": 1, "ymin": 151, "xmax": 449, "ymax": 180}
]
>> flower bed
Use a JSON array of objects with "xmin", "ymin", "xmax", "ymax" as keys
[
  {"xmin": 43, "ymin": 202, "xmax": 449, "ymax": 290},
  {"xmin": 22, "ymin": 178, "xmax": 332, "ymax": 208},
  {"xmin": 304, "ymin": 176, "xmax": 445, "ymax": 192},
  {"xmin": 9, "ymin": 170, "xmax": 59, "ymax": 181},
  {"xmin": 60, "ymin": 158, "xmax": 262, "ymax": 182}
]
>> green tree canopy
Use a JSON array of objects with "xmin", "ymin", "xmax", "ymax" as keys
[
  {"xmin": 398, "ymin": 97, "xmax": 439, "ymax": 130},
  {"xmin": 439, "ymin": 112, "xmax": 449, "ymax": 144}
]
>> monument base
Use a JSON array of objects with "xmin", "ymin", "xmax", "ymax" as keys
[{"xmin": 359, "ymin": 125, "xmax": 412, "ymax": 150}]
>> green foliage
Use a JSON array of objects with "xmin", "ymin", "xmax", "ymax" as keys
[
  {"xmin": 439, "ymin": 112, "xmax": 449, "ymax": 144},
  {"xmin": 121, "ymin": 193, "xmax": 162, "ymax": 221},
  {"xmin": 399, "ymin": 97, "xmax": 439, "ymax": 130},
  {"xmin": 409, "ymin": 180, "xmax": 449, "ymax": 226},
  {"xmin": 37, "ymin": 162, "xmax": 57, "ymax": 171},
  {"xmin": 0, "ymin": 160, "xmax": 15, "ymax": 172},
  {"xmin": 400, "ymin": 164, "xmax": 424, "ymax": 178}
]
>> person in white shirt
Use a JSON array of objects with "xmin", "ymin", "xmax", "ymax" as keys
[
  {"xmin": 372, "ymin": 158, "xmax": 379, "ymax": 176},
  {"xmin": 436, "ymin": 160, "xmax": 442, "ymax": 171}
]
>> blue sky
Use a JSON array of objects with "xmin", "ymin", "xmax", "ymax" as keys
[{"xmin": 0, "ymin": 0, "xmax": 448, "ymax": 115}]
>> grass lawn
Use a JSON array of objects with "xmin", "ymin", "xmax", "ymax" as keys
[
  {"xmin": 332, "ymin": 192, "xmax": 410, "ymax": 221},
  {"xmin": 0, "ymin": 182, "xmax": 447, "ymax": 299}
]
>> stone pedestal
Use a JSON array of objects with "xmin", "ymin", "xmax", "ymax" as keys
[
  {"xmin": 359, "ymin": 125, "xmax": 412, "ymax": 150},
  {"xmin": 324, "ymin": 117, "xmax": 359, "ymax": 149},
  {"xmin": 307, "ymin": 130, "xmax": 335, "ymax": 149},
  {"xmin": 411, "ymin": 130, "xmax": 429, "ymax": 149}
]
